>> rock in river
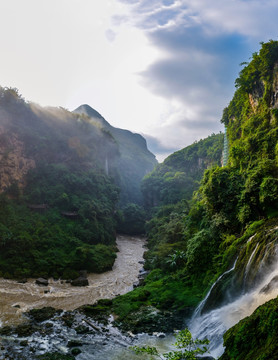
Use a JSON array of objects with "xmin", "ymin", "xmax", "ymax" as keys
[
  {"xmin": 71, "ymin": 276, "xmax": 89, "ymax": 287},
  {"xmin": 35, "ymin": 278, "xmax": 49, "ymax": 286}
]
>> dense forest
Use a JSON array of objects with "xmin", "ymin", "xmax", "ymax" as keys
[
  {"xmin": 0, "ymin": 89, "xmax": 156, "ymax": 278},
  {"xmin": 1, "ymin": 40, "xmax": 278, "ymax": 360},
  {"xmin": 107, "ymin": 41, "xmax": 278, "ymax": 358}
]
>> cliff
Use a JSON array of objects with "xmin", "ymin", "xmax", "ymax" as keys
[
  {"xmin": 74, "ymin": 104, "xmax": 157, "ymax": 205},
  {"xmin": 0, "ymin": 87, "xmax": 156, "ymax": 278}
]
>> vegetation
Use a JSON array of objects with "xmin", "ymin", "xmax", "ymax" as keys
[
  {"xmin": 0, "ymin": 87, "xmax": 155, "ymax": 278},
  {"xmin": 74, "ymin": 104, "xmax": 157, "ymax": 206},
  {"xmin": 141, "ymin": 133, "xmax": 223, "ymax": 208},
  {"xmin": 131, "ymin": 328, "xmax": 209, "ymax": 360},
  {"xmin": 1, "ymin": 40, "xmax": 278, "ymax": 358},
  {"xmin": 220, "ymin": 297, "xmax": 278, "ymax": 360},
  {"xmin": 111, "ymin": 40, "xmax": 278, "ymax": 336},
  {"xmin": 116, "ymin": 203, "xmax": 146, "ymax": 234}
]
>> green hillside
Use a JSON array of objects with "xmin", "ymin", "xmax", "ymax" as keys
[
  {"xmin": 0, "ymin": 88, "xmax": 156, "ymax": 278},
  {"xmin": 111, "ymin": 41, "xmax": 278, "ymax": 338},
  {"xmin": 74, "ymin": 104, "xmax": 157, "ymax": 206}
]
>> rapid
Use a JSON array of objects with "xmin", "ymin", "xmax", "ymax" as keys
[{"xmin": 0, "ymin": 235, "xmax": 146, "ymax": 326}]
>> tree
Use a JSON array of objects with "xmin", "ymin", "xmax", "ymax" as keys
[{"xmin": 131, "ymin": 328, "xmax": 209, "ymax": 360}]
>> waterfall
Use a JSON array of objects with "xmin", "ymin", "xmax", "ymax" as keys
[
  {"xmin": 243, "ymin": 243, "xmax": 259, "ymax": 289},
  {"xmin": 189, "ymin": 241, "xmax": 278, "ymax": 359},
  {"xmin": 105, "ymin": 157, "xmax": 109, "ymax": 175},
  {"xmin": 192, "ymin": 258, "xmax": 238, "ymax": 319}
]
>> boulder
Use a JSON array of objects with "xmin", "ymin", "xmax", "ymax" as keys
[
  {"xmin": 35, "ymin": 278, "xmax": 48, "ymax": 286},
  {"xmin": 17, "ymin": 278, "xmax": 27, "ymax": 284},
  {"xmin": 71, "ymin": 276, "xmax": 89, "ymax": 287}
]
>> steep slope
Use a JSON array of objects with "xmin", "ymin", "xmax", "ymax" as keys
[
  {"xmin": 74, "ymin": 104, "xmax": 157, "ymax": 205},
  {"xmin": 220, "ymin": 297, "xmax": 278, "ymax": 360},
  {"xmin": 0, "ymin": 87, "xmax": 152, "ymax": 278},
  {"xmin": 109, "ymin": 42, "xmax": 278, "ymax": 349},
  {"xmin": 141, "ymin": 133, "xmax": 223, "ymax": 208}
]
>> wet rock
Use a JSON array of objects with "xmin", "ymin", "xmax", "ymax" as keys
[
  {"xmin": 45, "ymin": 322, "xmax": 54, "ymax": 328},
  {"xmin": 67, "ymin": 340, "xmax": 84, "ymax": 348},
  {"xmin": 71, "ymin": 277, "xmax": 88, "ymax": 287},
  {"xmin": 115, "ymin": 305, "xmax": 186, "ymax": 334},
  {"xmin": 28, "ymin": 307, "xmax": 61, "ymax": 322},
  {"xmin": 78, "ymin": 299, "xmax": 112, "ymax": 323},
  {"xmin": 16, "ymin": 323, "xmax": 39, "ymax": 337},
  {"xmin": 259, "ymin": 275, "xmax": 278, "ymax": 294},
  {"xmin": 74, "ymin": 325, "xmax": 90, "ymax": 334},
  {"xmin": 17, "ymin": 278, "xmax": 27, "ymax": 283},
  {"xmin": 153, "ymin": 332, "xmax": 166, "ymax": 338},
  {"xmin": 61, "ymin": 313, "xmax": 75, "ymax": 327},
  {"xmin": 0, "ymin": 325, "xmax": 13, "ymax": 336},
  {"xmin": 133, "ymin": 280, "xmax": 140, "ymax": 288},
  {"xmin": 71, "ymin": 348, "xmax": 82, "ymax": 356},
  {"xmin": 36, "ymin": 278, "xmax": 49, "ymax": 286}
]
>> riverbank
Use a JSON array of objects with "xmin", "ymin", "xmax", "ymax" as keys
[{"xmin": 0, "ymin": 235, "xmax": 146, "ymax": 326}]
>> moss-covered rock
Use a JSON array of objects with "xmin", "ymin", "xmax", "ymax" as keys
[
  {"xmin": 78, "ymin": 299, "xmax": 112, "ymax": 324},
  {"xmin": 28, "ymin": 307, "xmax": 62, "ymax": 322},
  {"xmin": 114, "ymin": 305, "xmax": 185, "ymax": 334},
  {"xmin": 220, "ymin": 297, "xmax": 278, "ymax": 360}
]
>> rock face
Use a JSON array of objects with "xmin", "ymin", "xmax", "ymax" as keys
[
  {"xmin": 74, "ymin": 104, "xmax": 157, "ymax": 205},
  {"xmin": 0, "ymin": 127, "xmax": 35, "ymax": 192}
]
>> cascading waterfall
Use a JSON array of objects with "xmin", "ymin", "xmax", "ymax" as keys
[
  {"xmin": 243, "ymin": 243, "xmax": 259, "ymax": 289},
  {"xmin": 192, "ymin": 258, "xmax": 238, "ymax": 320},
  {"xmin": 189, "ymin": 238, "xmax": 278, "ymax": 359}
]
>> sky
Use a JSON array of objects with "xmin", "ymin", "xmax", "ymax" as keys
[{"xmin": 0, "ymin": 1, "xmax": 278, "ymax": 161}]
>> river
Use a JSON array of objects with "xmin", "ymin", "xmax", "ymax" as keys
[
  {"xmin": 0, "ymin": 235, "xmax": 179, "ymax": 360},
  {"xmin": 0, "ymin": 235, "xmax": 146, "ymax": 326}
]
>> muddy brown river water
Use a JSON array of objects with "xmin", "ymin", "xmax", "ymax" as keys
[{"xmin": 0, "ymin": 235, "xmax": 146, "ymax": 326}]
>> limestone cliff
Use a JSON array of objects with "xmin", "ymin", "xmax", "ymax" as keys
[{"xmin": 0, "ymin": 127, "xmax": 35, "ymax": 192}]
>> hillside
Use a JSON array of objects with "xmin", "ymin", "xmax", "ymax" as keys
[
  {"xmin": 141, "ymin": 133, "xmax": 223, "ymax": 208},
  {"xmin": 0, "ymin": 88, "xmax": 156, "ymax": 278},
  {"xmin": 109, "ymin": 42, "xmax": 278, "ymax": 355},
  {"xmin": 74, "ymin": 104, "xmax": 157, "ymax": 205}
]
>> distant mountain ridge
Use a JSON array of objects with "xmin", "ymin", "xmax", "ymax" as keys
[
  {"xmin": 0, "ymin": 87, "xmax": 157, "ymax": 278},
  {"xmin": 74, "ymin": 104, "xmax": 157, "ymax": 205}
]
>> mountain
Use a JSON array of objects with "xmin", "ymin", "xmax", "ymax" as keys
[
  {"xmin": 141, "ymin": 133, "xmax": 223, "ymax": 208},
  {"xmin": 0, "ymin": 88, "xmax": 156, "ymax": 278},
  {"xmin": 110, "ymin": 41, "xmax": 278, "ymax": 359},
  {"xmin": 74, "ymin": 104, "xmax": 157, "ymax": 205}
]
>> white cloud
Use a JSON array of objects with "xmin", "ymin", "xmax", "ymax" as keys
[
  {"xmin": 1, "ymin": 0, "xmax": 278, "ymax": 161},
  {"xmin": 111, "ymin": 0, "xmax": 278, "ymax": 160}
]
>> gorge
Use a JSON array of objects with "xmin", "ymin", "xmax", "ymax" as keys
[{"xmin": 0, "ymin": 40, "xmax": 278, "ymax": 360}]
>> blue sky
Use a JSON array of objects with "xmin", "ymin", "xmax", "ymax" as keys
[{"xmin": 0, "ymin": 0, "xmax": 277, "ymax": 160}]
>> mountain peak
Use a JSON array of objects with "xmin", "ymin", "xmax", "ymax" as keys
[{"xmin": 73, "ymin": 104, "xmax": 110, "ymax": 128}]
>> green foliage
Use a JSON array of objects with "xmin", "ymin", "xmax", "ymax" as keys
[
  {"xmin": 220, "ymin": 297, "xmax": 278, "ymax": 360},
  {"xmin": 0, "ymin": 164, "xmax": 119, "ymax": 278},
  {"xmin": 24, "ymin": 164, "xmax": 119, "ymax": 245},
  {"xmin": 127, "ymin": 40, "xmax": 278, "ymax": 323},
  {"xmin": 131, "ymin": 328, "xmax": 209, "ymax": 360},
  {"xmin": 117, "ymin": 203, "xmax": 146, "ymax": 234},
  {"xmin": 142, "ymin": 134, "xmax": 223, "ymax": 208}
]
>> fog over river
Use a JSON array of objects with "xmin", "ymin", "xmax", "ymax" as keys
[{"xmin": 0, "ymin": 235, "xmax": 146, "ymax": 326}]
